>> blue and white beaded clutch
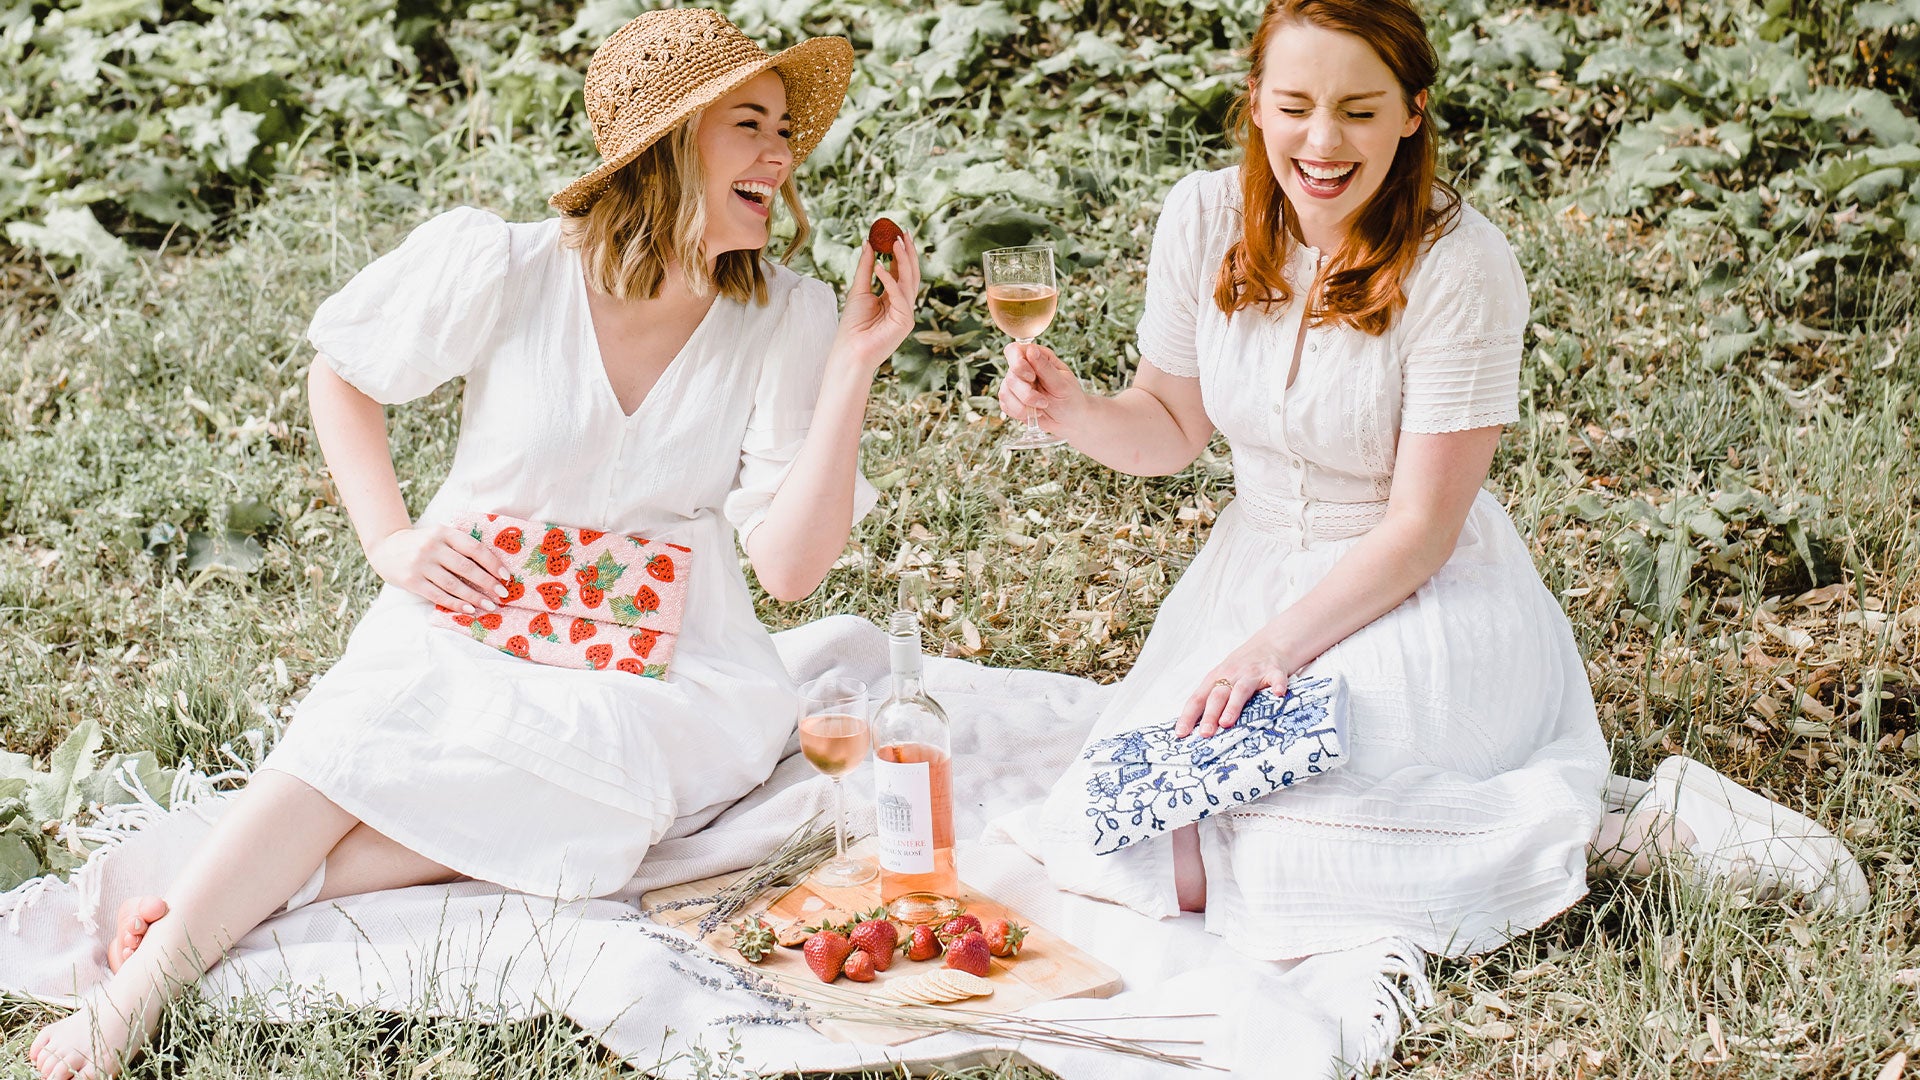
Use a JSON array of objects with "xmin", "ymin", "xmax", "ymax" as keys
[{"xmin": 1080, "ymin": 675, "xmax": 1347, "ymax": 856}]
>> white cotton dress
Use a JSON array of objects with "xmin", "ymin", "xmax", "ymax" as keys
[
  {"xmin": 263, "ymin": 208, "xmax": 874, "ymax": 901},
  {"xmin": 1027, "ymin": 168, "xmax": 1611, "ymax": 960}
]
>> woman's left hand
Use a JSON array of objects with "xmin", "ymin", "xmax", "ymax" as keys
[
  {"xmin": 1175, "ymin": 628, "xmax": 1300, "ymax": 739},
  {"xmin": 833, "ymin": 229, "xmax": 923, "ymax": 373}
]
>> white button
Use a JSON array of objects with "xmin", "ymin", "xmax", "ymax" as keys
[
  {"xmin": 1272, "ymin": 403, "xmax": 1284, "ymax": 415},
  {"xmin": 1307, "ymin": 342, "xmax": 1318, "ymax": 353}
]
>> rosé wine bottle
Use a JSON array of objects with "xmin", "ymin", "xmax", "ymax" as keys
[{"xmin": 872, "ymin": 611, "xmax": 959, "ymax": 922}]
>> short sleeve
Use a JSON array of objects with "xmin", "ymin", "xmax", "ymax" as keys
[
  {"xmin": 722, "ymin": 277, "xmax": 880, "ymax": 549},
  {"xmin": 1397, "ymin": 217, "xmax": 1530, "ymax": 434},
  {"xmin": 307, "ymin": 207, "xmax": 511, "ymax": 405},
  {"xmin": 1134, "ymin": 172, "xmax": 1210, "ymax": 379}
]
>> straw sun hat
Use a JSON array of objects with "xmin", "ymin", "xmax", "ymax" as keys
[{"xmin": 549, "ymin": 8, "xmax": 854, "ymax": 215}]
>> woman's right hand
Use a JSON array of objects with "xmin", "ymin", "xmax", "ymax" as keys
[
  {"xmin": 367, "ymin": 525, "xmax": 514, "ymax": 613},
  {"xmin": 998, "ymin": 343, "xmax": 1088, "ymax": 437}
]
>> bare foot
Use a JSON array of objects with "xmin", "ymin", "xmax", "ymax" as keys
[
  {"xmin": 106, "ymin": 897, "xmax": 169, "ymax": 974},
  {"xmin": 25, "ymin": 988, "xmax": 158, "ymax": 1080}
]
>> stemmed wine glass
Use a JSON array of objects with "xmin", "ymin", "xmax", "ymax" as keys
[
  {"xmin": 984, "ymin": 244, "xmax": 1067, "ymax": 451},
  {"xmin": 798, "ymin": 676, "xmax": 876, "ymax": 887}
]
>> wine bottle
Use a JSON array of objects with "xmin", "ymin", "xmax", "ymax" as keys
[{"xmin": 871, "ymin": 611, "xmax": 958, "ymax": 922}]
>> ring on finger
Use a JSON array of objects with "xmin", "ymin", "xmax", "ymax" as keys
[{"xmin": 1212, "ymin": 678, "xmax": 1233, "ymax": 690}]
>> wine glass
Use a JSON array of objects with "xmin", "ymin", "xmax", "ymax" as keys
[
  {"xmin": 984, "ymin": 244, "xmax": 1067, "ymax": 451},
  {"xmin": 799, "ymin": 676, "xmax": 876, "ymax": 887}
]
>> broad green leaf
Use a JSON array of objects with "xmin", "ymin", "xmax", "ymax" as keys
[
  {"xmin": 25, "ymin": 720, "xmax": 103, "ymax": 824},
  {"xmin": 186, "ymin": 530, "xmax": 265, "ymax": 575},
  {"xmin": 4, "ymin": 207, "xmax": 131, "ymax": 271},
  {"xmin": 0, "ymin": 831, "xmax": 44, "ymax": 894}
]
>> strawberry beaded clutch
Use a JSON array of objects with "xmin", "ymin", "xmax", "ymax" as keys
[{"xmin": 426, "ymin": 511, "xmax": 690, "ymax": 678}]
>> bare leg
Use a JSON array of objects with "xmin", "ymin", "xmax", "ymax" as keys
[
  {"xmin": 105, "ymin": 820, "xmax": 466, "ymax": 972},
  {"xmin": 1173, "ymin": 823, "xmax": 1207, "ymax": 912},
  {"xmin": 1589, "ymin": 804, "xmax": 1696, "ymax": 877},
  {"xmin": 30, "ymin": 770, "xmax": 391, "ymax": 1079},
  {"xmin": 311, "ymin": 822, "xmax": 464, "ymax": 902}
]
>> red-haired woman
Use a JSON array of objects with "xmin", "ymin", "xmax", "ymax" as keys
[{"xmin": 1003, "ymin": 0, "xmax": 1865, "ymax": 971}]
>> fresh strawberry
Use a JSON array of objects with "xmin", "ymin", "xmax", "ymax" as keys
[
  {"xmin": 937, "ymin": 914, "xmax": 983, "ymax": 942},
  {"xmin": 632, "ymin": 585, "xmax": 660, "ymax": 614},
  {"xmin": 579, "ymin": 529, "xmax": 605, "ymax": 545},
  {"xmin": 616, "ymin": 658, "xmax": 645, "ymax": 675},
  {"xmin": 942, "ymin": 931, "xmax": 992, "ymax": 977},
  {"xmin": 580, "ymin": 584, "xmax": 604, "ymax": 608},
  {"xmin": 569, "ymin": 617, "xmax": 597, "ymax": 643},
  {"xmin": 537, "ymin": 582, "xmax": 567, "ymax": 610},
  {"xmin": 585, "ymin": 643, "xmax": 612, "ymax": 669},
  {"xmin": 646, "ymin": 554, "xmax": 675, "ymax": 582},
  {"xmin": 843, "ymin": 949, "xmax": 876, "ymax": 982},
  {"xmin": 494, "ymin": 527, "xmax": 523, "ymax": 554},
  {"xmin": 868, "ymin": 216, "xmax": 905, "ymax": 257},
  {"xmin": 630, "ymin": 629, "xmax": 659, "ymax": 658},
  {"xmin": 547, "ymin": 553, "xmax": 572, "ymax": 577},
  {"xmin": 502, "ymin": 579, "xmax": 525, "ymax": 604},
  {"xmin": 576, "ymin": 566, "xmax": 598, "ymax": 586},
  {"xmin": 803, "ymin": 930, "xmax": 852, "ymax": 983},
  {"xmin": 504, "ymin": 636, "xmax": 530, "ymax": 658},
  {"xmin": 529, "ymin": 612, "xmax": 554, "ymax": 637},
  {"xmin": 848, "ymin": 917, "xmax": 898, "ymax": 972},
  {"xmin": 906, "ymin": 925, "xmax": 940, "ymax": 962},
  {"xmin": 982, "ymin": 917, "xmax": 1027, "ymax": 958},
  {"xmin": 477, "ymin": 612, "xmax": 503, "ymax": 630},
  {"xmin": 540, "ymin": 527, "xmax": 569, "ymax": 556}
]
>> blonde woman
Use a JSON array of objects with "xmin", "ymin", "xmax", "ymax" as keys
[{"xmin": 30, "ymin": 12, "xmax": 918, "ymax": 1079}]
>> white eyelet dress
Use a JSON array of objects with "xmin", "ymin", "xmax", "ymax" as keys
[
  {"xmin": 262, "ymin": 208, "xmax": 875, "ymax": 901},
  {"xmin": 1027, "ymin": 168, "xmax": 1611, "ymax": 960}
]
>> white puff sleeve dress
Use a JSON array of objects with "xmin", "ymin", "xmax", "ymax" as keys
[
  {"xmin": 263, "ymin": 208, "xmax": 875, "ymax": 900},
  {"xmin": 1027, "ymin": 168, "xmax": 1611, "ymax": 960}
]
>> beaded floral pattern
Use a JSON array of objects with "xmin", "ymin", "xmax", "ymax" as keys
[{"xmin": 1080, "ymin": 675, "xmax": 1347, "ymax": 855}]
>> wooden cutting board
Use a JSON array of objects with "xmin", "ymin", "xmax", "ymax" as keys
[{"xmin": 640, "ymin": 842, "xmax": 1124, "ymax": 1045}]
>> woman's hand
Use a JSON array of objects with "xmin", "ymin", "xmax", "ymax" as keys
[
  {"xmin": 1175, "ymin": 628, "xmax": 1302, "ymax": 739},
  {"xmin": 367, "ymin": 525, "xmax": 514, "ymax": 613},
  {"xmin": 833, "ymin": 231, "xmax": 923, "ymax": 373},
  {"xmin": 998, "ymin": 343, "xmax": 1089, "ymax": 437}
]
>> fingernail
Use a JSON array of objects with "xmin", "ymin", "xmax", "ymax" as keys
[
  {"xmin": 496, "ymin": 584, "xmax": 509, "ymax": 597},
  {"xmin": 485, "ymin": 601, "xmax": 498, "ymax": 612},
  {"xmin": 462, "ymin": 604, "xmax": 475, "ymax": 614}
]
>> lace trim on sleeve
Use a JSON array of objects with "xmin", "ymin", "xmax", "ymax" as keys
[{"xmin": 1140, "ymin": 350, "xmax": 1201, "ymax": 379}]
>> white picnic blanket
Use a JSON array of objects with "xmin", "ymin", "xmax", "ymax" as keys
[{"xmin": 0, "ymin": 615, "xmax": 1428, "ymax": 1078}]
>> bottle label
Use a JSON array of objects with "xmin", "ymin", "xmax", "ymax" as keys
[{"xmin": 873, "ymin": 757, "xmax": 934, "ymax": 874}]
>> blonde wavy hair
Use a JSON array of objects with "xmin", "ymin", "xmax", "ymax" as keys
[{"xmin": 559, "ymin": 116, "xmax": 810, "ymax": 305}]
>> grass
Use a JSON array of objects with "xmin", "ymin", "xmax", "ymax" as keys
[{"xmin": 4, "ymin": 35, "xmax": 1919, "ymax": 1080}]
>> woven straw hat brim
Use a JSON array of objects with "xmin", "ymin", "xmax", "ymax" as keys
[{"xmin": 549, "ymin": 34, "xmax": 853, "ymax": 215}]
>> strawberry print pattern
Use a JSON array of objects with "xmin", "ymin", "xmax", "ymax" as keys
[{"xmin": 429, "ymin": 511, "xmax": 690, "ymax": 678}]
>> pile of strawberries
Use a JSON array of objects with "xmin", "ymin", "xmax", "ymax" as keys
[{"xmin": 776, "ymin": 907, "xmax": 1027, "ymax": 984}]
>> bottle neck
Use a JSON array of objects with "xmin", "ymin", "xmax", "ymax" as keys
[
  {"xmin": 889, "ymin": 632, "xmax": 925, "ymax": 698},
  {"xmin": 887, "ymin": 611, "xmax": 926, "ymax": 699}
]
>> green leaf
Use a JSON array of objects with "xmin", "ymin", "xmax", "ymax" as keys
[
  {"xmin": 185, "ymin": 530, "xmax": 265, "ymax": 574},
  {"xmin": 0, "ymin": 829, "xmax": 44, "ymax": 894},
  {"xmin": 4, "ymin": 207, "xmax": 132, "ymax": 272},
  {"xmin": 594, "ymin": 550, "xmax": 625, "ymax": 589},
  {"xmin": 26, "ymin": 720, "xmax": 103, "ymax": 824}
]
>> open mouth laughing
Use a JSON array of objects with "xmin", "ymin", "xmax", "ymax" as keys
[
  {"xmin": 1293, "ymin": 159, "xmax": 1357, "ymax": 199},
  {"xmin": 731, "ymin": 179, "xmax": 775, "ymax": 217}
]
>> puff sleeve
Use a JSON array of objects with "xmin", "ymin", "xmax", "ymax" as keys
[
  {"xmin": 721, "ymin": 277, "xmax": 880, "ymax": 549},
  {"xmin": 1396, "ymin": 218, "xmax": 1530, "ymax": 433},
  {"xmin": 307, "ymin": 207, "xmax": 512, "ymax": 405},
  {"xmin": 1134, "ymin": 171, "xmax": 1210, "ymax": 379}
]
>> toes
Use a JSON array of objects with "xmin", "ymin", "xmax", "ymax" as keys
[{"xmin": 135, "ymin": 896, "xmax": 169, "ymax": 923}]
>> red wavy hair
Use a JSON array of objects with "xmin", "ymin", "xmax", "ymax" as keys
[{"xmin": 1213, "ymin": 0, "xmax": 1460, "ymax": 335}]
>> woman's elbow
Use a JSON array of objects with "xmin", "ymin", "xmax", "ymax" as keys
[{"xmin": 747, "ymin": 550, "xmax": 826, "ymax": 603}]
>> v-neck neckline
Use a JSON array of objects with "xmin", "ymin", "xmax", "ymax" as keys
[{"xmin": 576, "ymin": 257, "xmax": 723, "ymax": 421}]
